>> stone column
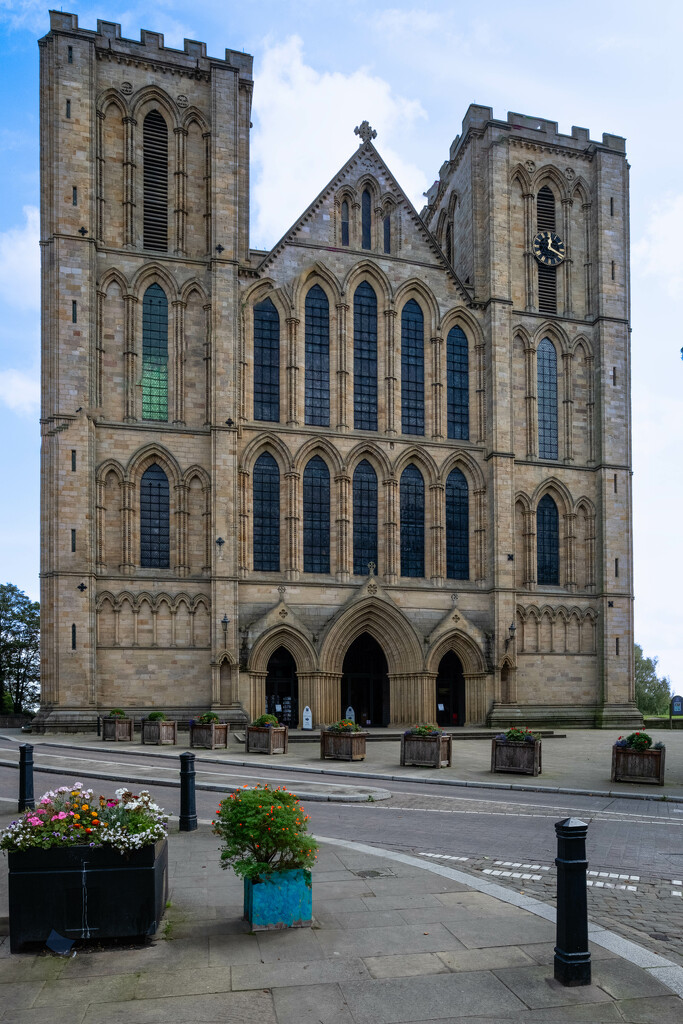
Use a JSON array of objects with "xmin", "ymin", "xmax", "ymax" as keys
[
  {"xmin": 336, "ymin": 472, "xmax": 351, "ymax": 580},
  {"xmin": 286, "ymin": 316, "xmax": 300, "ymax": 426},
  {"xmin": 203, "ymin": 302, "xmax": 212, "ymax": 425},
  {"xmin": 238, "ymin": 468, "xmax": 249, "ymax": 578},
  {"xmin": 524, "ymin": 509, "xmax": 536, "ymax": 588},
  {"xmin": 384, "ymin": 309, "xmax": 397, "ymax": 435},
  {"xmin": 122, "ymin": 115, "xmax": 136, "ymax": 248},
  {"xmin": 562, "ymin": 350, "xmax": 573, "ymax": 462},
  {"xmin": 383, "ymin": 476, "xmax": 399, "ymax": 583},
  {"xmin": 525, "ymin": 345, "xmax": 537, "ymax": 457},
  {"xmin": 172, "ymin": 299, "xmax": 186, "ymax": 425},
  {"xmin": 562, "ymin": 196, "xmax": 573, "ymax": 316},
  {"xmin": 430, "ymin": 482, "xmax": 445, "ymax": 584},
  {"xmin": 123, "ymin": 293, "xmax": 137, "ymax": 421},
  {"xmin": 249, "ymin": 672, "xmax": 267, "ymax": 721},
  {"xmin": 96, "ymin": 110, "xmax": 105, "ymax": 241},
  {"xmin": 474, "ymin": 486, "xmax": 487, "ymax": 582},
  {"xmin": 336, "ymin": 301, "xmax": 349, "ymax": 431},
  {"xmin": 95, "ymin": 287, "xmax": 105, "ymax": 409},
  {"xmin": 475, "ymin": 340, "xmax": 486, "ymax": 443},
  {"xmin": 431, "ymin": 334, "xmax": 444, "ymax": 440},
  {"xmin": 564, "ymin": 511, "xmax": 577, "ymax": 591},
  {"xmin": 285, "ymin": 469, "xmax": 301, "ymax": 579},
  {"xmin": 95, "ymin": 475, "xmax": 105, "ymax": 573},
  {"xmin": 121, "ymin": 479, "xmax": 135, "ymax": 574},
  {"xmin": 389, "ymin": 674, "xmax": 434, "ymax": 724},
  {"xmin": 523, "ymin": 191, "xmax": 535, "ymax": 311},
  {"xmin": 175, "ymin": 481, "xmax": 189, "ymax": 577},
  {"xmin": 174, "ymin": 126, "xmax": 187, "ymax": 255}
]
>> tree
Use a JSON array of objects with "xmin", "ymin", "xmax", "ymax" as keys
[
  {"xmin": 0, "ymin": 584, "xmax": 40, "ymax": 714},
  {"xmin": 634, "ymin": 643, "xmax": 672, "ymax": 716}
]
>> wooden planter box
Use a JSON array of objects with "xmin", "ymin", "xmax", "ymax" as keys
[
  {"xmin": 141, "ymin": 719, "xmax": 178, "ymax": 745},
  {"xmin": 190, "ymin": 722, "xmax": 229, "ymax": 749},
  {"xmin": 611, "ymin": 745, "xmax": 665, "ymax": 785},
  {"xmin": 491, "ymin": 738, "xmax": 542, "ymax": 776},
  {"xmin": 401, "ymin": 733, "xmax": 452, "ymax": 767},
  {"xmin": 320, "ymin": 730, "xmax": 367, "ymax": 761},
  {"xmin": 243, "ymin": 868, "xmax": 312, "ymax": 930},
  {"xmin": 102, "ymin": 717, "xmax": 133, "ymax": 742},
  {"xmin": 246, "ymin": 725, "xmax": 289, "ymax": 754},
  {"xmin": 8, "ymin": 838, "xmax": 168, "ymax": 952}
]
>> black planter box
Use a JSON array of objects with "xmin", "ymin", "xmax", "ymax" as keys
[{"xmin": 8, "ymin": 838, "xmax": 168, "ymax": 952}]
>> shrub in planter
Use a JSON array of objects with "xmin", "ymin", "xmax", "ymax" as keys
[
  {"xmin": 612, "ymin": 731, "xmax": 665, "ymax": 785},
  {"xmin": 102, "ymin": 708, "xmax": 133, "ymax": 741},
  {"xmin": 1, "ymin": 782, "xmax": 168, "ymax": 951},
  {"xmin": 190, "ymin": 712, "xmax": 228, "ymax": 749},
  {"xmin": 401, "ymin": 724, "xmax": 452, "ymax": 768},
  {"xmin": 212, "ymin": 783, "xmax": 318, "ymax": 929},
  {"xmin": 246, "ymin": 714, "xmax": 288, "ymax": 755},
  {"xmin": 320, "ymin": 719, "xmax": 368, "ymax": 761},
  {"xmin": 142, "ymin": 712, "xmax": 177, "ymax": 746},
  {"xmin": 491, "ymin": 727, "xmax": 542, "ymax": 776}
]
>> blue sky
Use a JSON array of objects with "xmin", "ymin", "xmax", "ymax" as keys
[{"xmin": 0, "ymin": 1, "xmax": 681, "ymax": 685}]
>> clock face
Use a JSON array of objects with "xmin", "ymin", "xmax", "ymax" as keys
[{"xmin": 533, "ymin": 230, "xmax": 566, "ymax": 266}]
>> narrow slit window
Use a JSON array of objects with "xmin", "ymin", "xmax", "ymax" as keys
[
  {"xmin": 142, "ymin": 283, "xmax": 168, "ymax": 421},
  {"xmin": 72, "ymin": 186, "xmax": 78, "ymax": 206},
  {"xmin": 353, "ymin": 460, "xmax": 378, "ymax": 575},
  {"xmin": 143, "ymin": 109, "xmax": 168, "ymax": 251},
  {"xmin": 353, "ymin": 282, "xmax": 378, "ymax": 430},
  {"xmin": 71, "ymin": 624, "xmax": 76, "ymax": 650},
  {"xmin": 401, "ymin": 299, "xmax": 424, "ymax": 435},
  {"xmin": 361, "ymin": 189, "xmax": 372, "ymax": 250},
  {"xmin": 616, "ymin": 637, "xmax": 620, "ymax": 656},
  {"xmin": 341, "ymin": 200, "xmax": 349, "ymax": 246},
  {"xmin": 71, "ymin": 529, "xmax": 76, "ymax": 553},
  {"xmin": 71, "ymin": 450, "xmax": 76, "ymax": 471},
  {"xmin": 383, "ymin": 214, "xmax": 391, "ymax": 254},
  {"xmin": 68, "ymin": 46, "xmax": 73, "ymax": 64},
  {"xmin": 613, "ymin": 474, "xmax": 618, "ymax": 493},
  {"xmin": 71, "ymin": 301, "xmax": 77, "ymax": 324},
  {"xmin": 66, "ymin": 99, "xmax": 71, "ymax": 118},
  {"xmin": 253, "ymin": 298, "xmax": 280, "ymax": 422},
  {"xmin": 445, "ymin": 223, "xmax": 453, "ymax": 264},
  {"xmin": 304, "ymin": 285, "xmax": 330, "ymax": 426},
  {"xmin": 610, "ymin": 197, "xmax": 614, "ymax": 216},
  {"xmin": 253, "ymin": 453, "xmax": 280, "ymax": 571},
  {"xmin": 612, "ymin": 366, "xmax": 617, "ymax": 385},
  {"xmin": 611, "ymin": 261, "xmax": 615, "ymax": 280},
  {"xmin": 615, "ymin": 557, "xmax": 619, "ymax": 577}
]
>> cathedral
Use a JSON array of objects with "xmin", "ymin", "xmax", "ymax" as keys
[{"xmin": 36, "ymin": 11, "xmax": 641, "ymax": 732}]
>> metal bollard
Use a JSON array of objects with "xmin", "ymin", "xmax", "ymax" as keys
[
  {"xmin": 18, "ymin": 744, "xmax": 35, "ymax": 812},
  {"xmin": 96, "ymin": 714, "xmax": 101, "ymax": 737},
  {"xmin": 179, "ymin": 751, "xmax": 197, "ymax": 831},
  {"xmin": 554, "ymin": 817, "xmax": 591, "ymax": 986}
]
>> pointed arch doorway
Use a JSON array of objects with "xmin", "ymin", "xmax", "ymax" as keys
[
  {"xmin": 265, "ymin": 647, "xmax": 299, "ymax": 728},
  {"xmin": 436, "ymin": 651, "xmax": 466, "ymax": 727},
  {"xmin": 341, "ymin": 633, "xmax": 390, "ymax": 727}
]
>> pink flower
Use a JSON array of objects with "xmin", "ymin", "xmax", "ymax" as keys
[
  {"xmin": 50, "ymin": 812, "xmax": 68, "ymax": 821},
  {"xmin": 27, "ymin": 817, "xmax": 43, "ymax": 827},
  {"xmin": 34, "ymin": 808, "xmax": 47, "ymax": 815}
]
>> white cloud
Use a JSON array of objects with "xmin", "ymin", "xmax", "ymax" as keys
[
  {"xmin": 0, "ymin": 367, "xmax": 39, "ymax": 414},
  {"xmin": 632, "ymin": 193, "xmax": 683, "ymax": 299},
  {"xmin": 0, "ymin": 205, "xmax": 39, "ymax": 310},
  {"xmin": 251, "ymin": 36, "xmax": 427, "ymax": 249}
]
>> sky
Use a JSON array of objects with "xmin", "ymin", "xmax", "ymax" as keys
[{"xmin": 0, "ymin": 0, "xmax": 680, "ymax": 688}]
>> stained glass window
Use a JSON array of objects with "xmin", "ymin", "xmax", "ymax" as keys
[
  {"xmin": 353, "ymin": 460, "xmax": 378, "ymax": 575},
  {"xmin": 303, "ymin": 456, "xmax": 330, "ymax": 573},
  {"xmin": 253, "ymin": 453, "xmax": 280, "ymax": 571},
  {"xmin": 537, "ymin": 494, "xmax": 559, "ymax": 585},
  {"xmin": 400, "ymin": 464, "xmax": 424, "ymax": 577},
  {"xmin": 401, "ymin": 299, "xmax": 424, "ymax": 435},
  {"xmin": 305, "ymin": 285, "xmax": 329, "ymax": 426},
  {"xmin": 447, "ymin": 325, "xmax": 469, "ymax": 440},
  {"xmin": 353, "ymin": 282, "xmax": 378, "ymax": 431},
  {"xmin": 142, "ymin": 283, "xmax": 168, "ymax": 421},
  {"xmin": 362, "ymin": 189, "xmax": 372, "ymax": 249},
  {"xmin": 537, "ymin": 337, "xmax": 558, "ymax": 459},
  {"xmin": 254, "ymin": 298, "xmax": 280, "ymax": 422},
  {"xmin": 446, "ymin": 468, "xmax": 469, "ymax": 579},
  {"xmin": 140, "ymin": 463, "xmax": 170, "ymax": 568},
  {"xmin": 341, "ymin": 200, "xmax": 349, "ymax": 246}
]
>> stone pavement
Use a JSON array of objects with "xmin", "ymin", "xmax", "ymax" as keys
[{"xmin": 0, "ymin": 814, "xmax": 682, "ymax": 1023}]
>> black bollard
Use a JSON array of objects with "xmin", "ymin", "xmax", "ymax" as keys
[
  {"xmin": 18, "ymin": 744, "xmax": 35, "ymax": 812},
  {"xmin": 179, "ymin": 752, "xmax": 197, "ymax": 831},
  {"xmin": 554, "ymin": 817, "xmax": 591, "ymax": 986},
  {"xmin": 96, "ymin": 714, "xmax": 101, "ymax": 737}
]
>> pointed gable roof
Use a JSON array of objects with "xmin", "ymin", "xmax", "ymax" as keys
[{"xmin": 256, "ymin": 136, "xmax": 472, "ymax": 303}]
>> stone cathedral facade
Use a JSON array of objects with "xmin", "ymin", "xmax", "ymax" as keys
[{"xmin": 36, "ymin": 11, "xmax": 641, "ymax": 731}]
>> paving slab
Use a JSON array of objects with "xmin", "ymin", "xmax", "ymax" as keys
[
  {"xmin": 492, "ymin": 964, "xmax": 613, "ymax": 1008},
  {"xmin": 362, "ymin": 952, "xmax": 450, "ymax": 979},
  {"xmin": 82, "ymin": 989, "xmax": 277, "ymax": 1024},
  {"xmin": 133, "ymin": 966, "xmax": 233, "ymax": 999},
  {"xmin": 315, "ymin": 921, "xmax": 467, "ymax": 957},
  {"xmin": 436, "ymin": 946, "xmax": 537, "ymax": 972},
  {"xmin": 271, "ymin": 982, "xmax": 355, "ymax": 1024},
  {"xmin": 609, "ymin": 994, "xmax": 683, "ymax": 1022},
  {"xmin": 232, "ymin": 955, "xmax": 371, "ymax": 990},
  {"xmin": 444, "ymin": 914, "xmax": 557, "ymax": 948}
]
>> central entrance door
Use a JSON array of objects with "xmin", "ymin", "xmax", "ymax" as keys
[
  {"xmin": 341, "ymin": 633, "xmax": 389, "ymax": 727},
  {"xmin": 265, "ymin": 647, "xmax": 299, "ymax": 728},
  {"xmin": 436, "ymin": 651, "xmax": 466, "ymax": 727}
]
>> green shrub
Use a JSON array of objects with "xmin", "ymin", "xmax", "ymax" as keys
[
  {"xmin": 251, "ymin": 714, "xmax": 280, "ymax": 727},
  {"xmin": 404, "ymin": 723, "xmax": 442, "ymax": 737},
  {"xmin": 326, "ymin": 718, "xmax": 362, "ymax": 733},
  {"xmin": 196, "ymin": 711, "xmax": 220, "ymax": 724},
  {"xmin": 147, "ymin": 711, "xmax": 167, "ymax": 721},
  {"xmin": 108, "ymin": 708, "xmax": 126, "ymax": 718}
]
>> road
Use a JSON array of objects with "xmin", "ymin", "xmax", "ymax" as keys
[{"xmin": 1, "ymin": 736, "xmax": 681, "ymax": 965}]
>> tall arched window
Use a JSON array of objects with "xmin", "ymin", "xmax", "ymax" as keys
[
  {"xmin": 401, "ymin": 299, "xmax": 424, "ymax": 435},
  {"xmin": 305, "ymin": 285, "xmax": 329, "ymax": 426},
  {"xmin": 341, "ymin": 200, "xmax": 349, "ymax": 246},
  {"xmin": 142, "ymin": 283, "xmax": 168, "ymax": 421},
  {"xmin": 353, "ymin": 282, "xmax": 378, "ymax": 431},
  {"xmin": 140, "ymin": 463, "xmax": 170, "ymax": 568},
  {"xmin": 537, "ymin": 494, "xmax": 560, "ymax": 585},
  {"xmin": 253, "ymin": 298, "xmax": 280, "ymax": 422},
  {"xmin": 446, "ymin": 468, "xmax": 469, "ymax": 579},
  {"xmin": 353, "ymin": 460, "xmax": 378, "ymax": 575},
  {"xmin": 400, "ymin": 464, "xmax": 424, "ymax": 577},
  {"xmin": 253, "ymin": 453, "xmax": 280, "ymax": 571},
  {"xmin": 383, "ymin": 214, "xmax": 391, "ymax": 254},
  {"xmin": 303, "ymin": 456, "xmax": 330, "ymax": 573},
  {"xmin": 537, "ymin": 185, "xmax": 557, "ymax": 314},
  {"xmin": 445, "ymin": 222, "xmax": 453, "ymax": 264},
  {"xmin": 143, "ymin": 110, "xmax": 168, "ymax": 251},
  {"xmin": 447, "ymin": 325, "xmax": 469, "ymax": 440},
  {"xmin": 362, "ymin": 189, "xmax": 372, "ymax": 250},
  {"xmin": 537, "ymin": 337, "xmax": 558, "ymax": 459}
]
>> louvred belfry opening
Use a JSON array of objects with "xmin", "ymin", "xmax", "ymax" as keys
[
  {"xmin": 537, "ymin": 185, "xmax": 557, "ymax": 314},
  {"xmin": 143, "ymin": 110, "xmax": 168, "ymax": 251}
]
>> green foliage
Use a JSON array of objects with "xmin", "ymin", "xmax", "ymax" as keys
[
  {"xmin": 108, "ymin": 708, "xmax": 126, "ymax": 718},
  {"xmin": 501, "ymin": 726, "xmax": 538, "ymax": 743},
  {"xmin": 326, "ymin": 718, "xmax": 361, "ymax": 733},
  {"xmin": 212, "ymin": 783, "xmax": 318, "ymax": 881},
  {"xmin": 404, "ymin": 723, "xmax": 442, "ymax": 736},
  {"xmin": 251, "ymin": 714, "xmax": 280, "ymax": 727},
  {"xmin": 634, "ymin": 644, "xmax": 672, "ymax": 716},
  {"xmin": 196, "ymin": 711, "xmax": 220, "ymax": 724},
  {"xmin": 0, "ymin": 583, "xmax": 40, "ymax": 713},
  {"xmin": 147, "ymin": 711, "xmax": 167, "ymax": 721},
  {"xmin": 623, "ymin": 730, "xmax": 653, "ymax": 751}
]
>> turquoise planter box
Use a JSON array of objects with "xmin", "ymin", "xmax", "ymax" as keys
[{"xmin": 243, "ymin": 869, "xmax": 313, "ymax": 930}]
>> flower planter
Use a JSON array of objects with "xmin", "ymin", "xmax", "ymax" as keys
[
  {"xmin": 491, "ymin": 738, "xmax": 542, "ymax": 776},
  {"xmin": 611, "ymin": 745, "xmax": 665, "ymax": 785},
  {"xmin": 190, "ymin": 722, "xmax": 229, "ymax": 749},
  {"xmin": 102, "ymin": 717, "xmax": 133, "ymax": 742},
  {"xmin": 243, "ymin": 868, "xmax": 312, "ymax": 930},
  {"xmin": 401, "ymin": 733, "xmax": 452, "ymax": 767},
  {"xmin": 8, "ymin": 838, "xmax": 168, "ymax": 952},
  {"xmin": 320, "ymin": 730, "xmax": 367, "ymax": 761},
  {"xmin": 246, "ymin": 725, "xmax": 289, "ymax": 755},
  {"xmin": 141, "ymin": 720, "xmax": 178, "ymax": 745}
]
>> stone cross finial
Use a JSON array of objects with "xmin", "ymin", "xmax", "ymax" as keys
[{"xmin": 355, "ymin": 121, "xmax": 377, "ymax": 144}]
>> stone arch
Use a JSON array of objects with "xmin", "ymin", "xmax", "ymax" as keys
[
  {"xmin": 320, "ymin": 597, "xmax": 423, "ymax": 676},
  {"xmin": 392, "ymin": 446, "xmax": 439, "ymax": 488},
  {"xmin": 344, "ymin": 441, "xmax": 392, "ymax": 480},
  {"xmin": 181, "ymin": 106, "xmax": 210, "ymax": 135},
  {"xmin": 239, "ymin": 432, "xmax": 293, "ymax": 476},
  {"xmin": 571, "ymin": 177, "xmax": 591, "ymax": 206},
  {"xmin": 512, "ymin": 323, "xmax": 533, "ymax": 351},
  {"xmin": 439, "ymin": 449, "xmax": 485, "ymax": 491},
  {"xmin": 394, "ymin": 278, "xmax": 440, "ymax": 338},
  {"xmin": 97, "ymin": 88, "xmax": 128, "ymax": 118},
  {"xmin": 356, "ymin": 173, "xmax": 381, "ymax": 204},
  {"xmin": 179, "ymin": 278, "xmax": 209, "ymax": 306},
  {"xmin": 532, "ymin": 165, "xmax": 569, "ymax": 202},
  {"xmin": 435, "ymin": 210, "xmax": 448, "ymax": 245},
  {"xmin": 510, "ymin": 163, "xmax": 532, "ymax": 192},
  {"xmin": 293, "ymin": 436, "xmax": 344, "ymax": 478},
  {"xmin": 130, "ymin": 262, "xmax": 179, "ymax": 302},
  {"xmin": 440, "ymin": 305, "xmax": 485, "ymax": 349},
  {"xmin": 126, "ymin": 443, "xmax": 182, "ymax": 488},
  {"xmin": 130, "ymin": 85, "xmax": 179, "ymax": 128},
  {"xmin": 571, "ymin": 334, "xmax": 593, "ymax": 360},
  {"xmin": 241, "ymin": 277, "xmax": 290, "ymax": 316},
  {"xmin": 342, "ymin": 260, "xmax": 393, "ymax": 307},
  {"xmin": 532, "ymin": 321, "xmax": 570, "ymax": 356},
  {"xmin": 531, "ymin": 477, "xmax": 573, "ymax": 518},
  {"xmin": 292, "ymin": 261, "xmax": 342, "ymax": 311},
  {"xmin": 248, "ymin": 624, "xmax": 318, "ymax": 676},
  {"xmin": 98, "ymin": 267, "xmax": 130, "ymax": 297},
  {"xmin": 425, "ymin": 630, "xmax": 487, "ymax": 676}
]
